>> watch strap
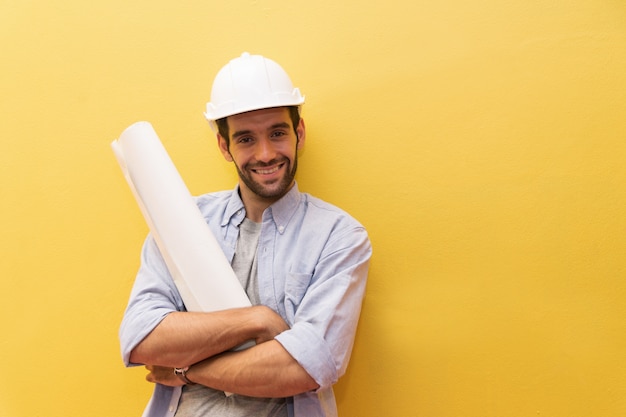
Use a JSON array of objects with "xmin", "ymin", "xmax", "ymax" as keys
[{"xmin": 174, "ymin": 367, "xmax": 196, "ymax": 385}]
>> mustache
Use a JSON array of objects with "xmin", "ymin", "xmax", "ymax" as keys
[{"xmin": 246, "ymin": 157, "xmax": 288, "ymax": 169}]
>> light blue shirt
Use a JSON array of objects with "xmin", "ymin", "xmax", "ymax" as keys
[{"xmin": 119, "ymin": 183, "xmax": 372, "ymax": 417}]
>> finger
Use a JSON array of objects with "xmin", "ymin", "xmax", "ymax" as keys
[{"xmin": 145, "ymin": 366, "xmax": 155, "ymax": 383}]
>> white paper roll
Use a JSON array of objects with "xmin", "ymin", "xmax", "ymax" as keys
[{"xmin": 112, "ymin": 121, "xmax": 251, "ymax": 313}]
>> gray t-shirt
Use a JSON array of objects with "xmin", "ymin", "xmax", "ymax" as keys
[{"xmin": 175, "ymin": 218, "xmax": 288, "ymax": 417}]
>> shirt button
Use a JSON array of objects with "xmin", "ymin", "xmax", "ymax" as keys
[{"xmin": 278, "ymin": 226, "xmax": 285, "ymax": 233}]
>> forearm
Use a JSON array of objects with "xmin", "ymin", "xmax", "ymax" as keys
[
  {"xmin": 187, "ymin": 340, "xmax": 319, "ymax": 398},
  {"xmin": 130, "ymin": 306, "xmax": 280, "ymax": 367}
]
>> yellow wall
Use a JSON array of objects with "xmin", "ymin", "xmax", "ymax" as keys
[{"xmin": 1, "ymin": 0, "xmax": 625, "ymax": 416}]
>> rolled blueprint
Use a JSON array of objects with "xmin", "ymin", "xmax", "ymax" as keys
[{"xmin": 111, "ymin": 121, "xmax": 251, "ymax": 313}]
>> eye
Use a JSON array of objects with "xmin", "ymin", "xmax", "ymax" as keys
[
  {"xmin": 270, "ymin": 130, "xmax": 287, "ymax": 138},
  {"xmin": 236, "ymin": 136, "xmax": 253, "ymax": 144}
]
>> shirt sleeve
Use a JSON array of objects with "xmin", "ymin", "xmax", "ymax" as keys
[
  {"xmin": 119, "ymin": 235, "xmax": 184, "ymax": 367},
  {"xmin": 275, "ymin": 225, "xmax": 371, "ymax": 390}
]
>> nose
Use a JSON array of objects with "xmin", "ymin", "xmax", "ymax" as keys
[{"xmin": 254, "ymin": 137, "xmax": 276, "ymax": 162}]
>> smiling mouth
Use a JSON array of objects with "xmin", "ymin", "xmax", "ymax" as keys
[{"xmin": 252, "ymin": 162, "xmax": 284, "ymax": 175}]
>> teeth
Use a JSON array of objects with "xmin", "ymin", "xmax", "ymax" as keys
[{"xmin": 255, "ymin": 166, "xmax": 280, "ymax": 175}]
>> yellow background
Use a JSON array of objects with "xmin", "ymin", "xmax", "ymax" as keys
[{"xmin": 1, "ymin": 0, "xmax": 625, "ymax": 416}]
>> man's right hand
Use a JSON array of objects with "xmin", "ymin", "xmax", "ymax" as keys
[{"xmin": 250, "ymin": 305, "xmax": 290, "ymax": 344}]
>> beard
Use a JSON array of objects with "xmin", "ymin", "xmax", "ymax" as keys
[{"xmin": 234, "ymin": 155, "xmax": 298, "ymax": 200}]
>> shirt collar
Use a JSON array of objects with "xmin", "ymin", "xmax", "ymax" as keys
[
  {"xmin": 221, "ymin": 183, "xmax": 302, "ymax": 234},
  {"xmin": 221, "ymin": 185, "xmax": 246, "ymax": 227},
  {"xmin": 264, "ymin": 182, "xmax": 301, "ymax": 234}
]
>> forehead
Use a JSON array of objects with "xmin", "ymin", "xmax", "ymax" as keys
[{"xmin": 226, "ymin": 107, "xmax": 292, "ymax": 131}]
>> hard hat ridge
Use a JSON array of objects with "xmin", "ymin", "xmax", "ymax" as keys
[{"xmin": 204, "ymin": 52, "xmax": 305, "ymax": 131}]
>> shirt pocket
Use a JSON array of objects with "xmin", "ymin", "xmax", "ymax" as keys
[{"xmin": 284, "ymin": 271, "xmax": 313, "ymax": 322}]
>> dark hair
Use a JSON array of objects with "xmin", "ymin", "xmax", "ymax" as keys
[{"xmin": 216, "ymin": 106, "xmax": 301, "ymax": 147}]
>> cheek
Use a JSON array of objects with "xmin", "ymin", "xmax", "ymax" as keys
[
  {"xmin": 282, "ymin": 141, "xmax": 300, "ymax": 156},
  {"xmin": 232, "ymin": 151, "xmax": 254, "ymax": 168}
]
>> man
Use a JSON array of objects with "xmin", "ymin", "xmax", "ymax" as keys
[{"xmin": 119, "ymin": 52, "xmax": 371, "ymax": 417}]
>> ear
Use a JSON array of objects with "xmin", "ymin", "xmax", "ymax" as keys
[
  {"xmin": 296, "ymin": 118, "xmax": 306, "ymax": 150},
  {"xmin": 217, "ymin": 134, "xmax": 233, "ymax": 162}
]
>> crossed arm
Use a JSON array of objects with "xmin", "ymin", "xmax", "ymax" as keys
[{"xmin": 129, "ymin": 305, "xmax": 319, "ymax": 397}]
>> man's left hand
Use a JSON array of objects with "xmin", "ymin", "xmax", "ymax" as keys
[{"xmin": 145, "ymin": 365, "xmax": 186, "ymax": 387}]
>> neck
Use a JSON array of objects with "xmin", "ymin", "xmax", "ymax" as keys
[
  {"xmin": 242, "ymin": 198, "xmax": 271, "ymax": 223},
  {"xmin": 238, "ymin": 181, "xmax": 294, "ymax": 223}
]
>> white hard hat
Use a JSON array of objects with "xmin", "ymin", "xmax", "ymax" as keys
[{"xmin": 204, "ymin": 52, "xmax": 305, "ymax": 131}]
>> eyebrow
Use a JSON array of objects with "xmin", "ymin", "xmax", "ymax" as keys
[
  {"xmin": 231, "ymin": 129, "xmax": 253, "ymax": 140},
  {"xmin": 231, "ymin": 122, "xmax": 292, "ymax": 140}
]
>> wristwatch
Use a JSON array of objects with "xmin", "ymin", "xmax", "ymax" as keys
[{"xmin": 174, "ymin": 366, "xmax": 196, "ymax": 385}]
